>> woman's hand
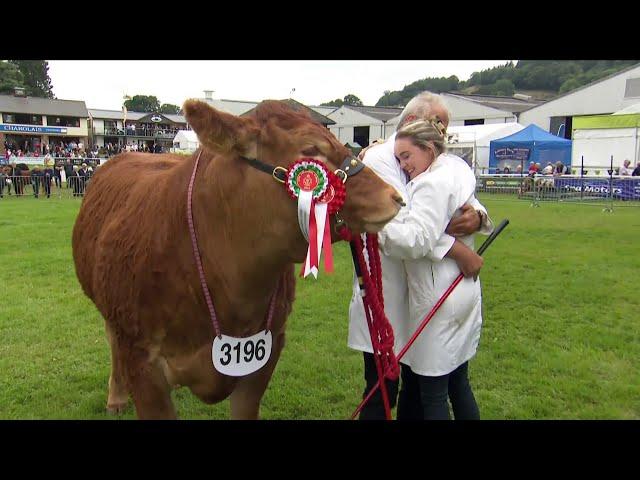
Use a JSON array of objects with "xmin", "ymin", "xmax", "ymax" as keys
[{"xmin": 446, "ymin": 239, "xmax": 483, "ymax": 280}]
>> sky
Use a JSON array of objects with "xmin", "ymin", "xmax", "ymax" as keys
[{"xmin": 47, "ymin": 60, "xmax": 515, "ymax": 111}]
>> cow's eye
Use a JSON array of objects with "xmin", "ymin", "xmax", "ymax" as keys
[{"xmin": 301, "ymin": 146, "xmax": 320, "ymax": 156}]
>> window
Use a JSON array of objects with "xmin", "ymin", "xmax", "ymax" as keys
[
  {"xmin": 3, "ymin": 113, "xmax": 42, "ymax": 125},
  {"xmin": 353, "ymin": 126, "xmax": 370, "ymax": 148},
  {"xmin": 464, "ymin": 119, "xmax": 484, "ymax": 126},
  {"xmin": 47, "ymin": 116, "xmax": 80, "ymax": 127},
  {"xmin": 550, "ymin": 116, "xmax": 572, "ymax": 139},
  {"xmin": 624, "ymin": 78, "xmax": 640, "ymax": 98}
]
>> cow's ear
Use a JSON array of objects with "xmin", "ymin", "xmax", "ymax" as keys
[{"xmin": 183, "ymin": 99, "xmax": 257, "ymax": 155}]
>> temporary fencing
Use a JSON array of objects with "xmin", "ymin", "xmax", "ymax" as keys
[
  {"xmin": 0, "ymin": 175, "xmax": 91, "ymax": 199},
  {"xmin": 476, "ymin": 173, "xmax": 640, "ymax": 208}
]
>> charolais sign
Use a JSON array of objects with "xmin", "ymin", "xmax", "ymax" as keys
[{"xmin": 0, "ymin": 124, "xmax": 68, "ymax": 134}]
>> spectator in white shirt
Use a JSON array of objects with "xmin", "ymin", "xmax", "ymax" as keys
[{"xmin": 619, "ymin": 159, "xmax": 632, "ymax": 176}]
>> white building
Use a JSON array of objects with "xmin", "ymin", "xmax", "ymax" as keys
[
  {"xmin": 571, "ymin": 106, "xmax": 640, "ymax": 174},
  {"xmin": 518, "ymin": 63, "xmax": 640, "ymax": 136},
  {"xmin": 172, "ymin": 130, "xmax": 199, "ymax": 153},
  {"xmin": 197, "ymin": 91, "xmax": 534, "ymax": 150},
  {"xmin": 441, "ymin": 93, "xmax": 538, "ymax": 125},
  {"xmin": 325, "ymin": 105, "xmax": 402, "ymax": 147}
]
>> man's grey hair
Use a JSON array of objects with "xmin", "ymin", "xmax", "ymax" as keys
[{"xmin": 396, "ymin": 92, "xmax": 448, "ymax": 131}]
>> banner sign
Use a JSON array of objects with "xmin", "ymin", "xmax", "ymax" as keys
[
  {"xmin": 554, "ymin": 177, "xmax": 640, "ymax": 200},
  {"xmin": 477, "ymin": 177, "xmax": 522, "ymax": 190},
  {"xmin": 493, "ymin": 147, "xmax": 531, "ymax": 162},
  {"xmin": 0, "ymin": 124, "xmax": 68, "ymax": 134}
]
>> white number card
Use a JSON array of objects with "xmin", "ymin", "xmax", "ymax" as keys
[{"xmin": 212, "ymin": 330, "xmax": 272, "ymax": 376}]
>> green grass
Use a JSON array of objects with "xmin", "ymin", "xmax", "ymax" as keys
[{"xmin": 0, "ymin": 195, "xmax": 638, "ymax": 419}]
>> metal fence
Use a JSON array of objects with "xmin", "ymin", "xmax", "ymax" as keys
[
  {"xmin": 4, "ymin": 169, "xmax": 639, "ymax": 207},
  {"xmin": 0, "ymin": 175, "xmax": 91, "ymax": 199},
  {"xmin": 476, "ymin": 173, "xmax": 640, "ymax": 208}
]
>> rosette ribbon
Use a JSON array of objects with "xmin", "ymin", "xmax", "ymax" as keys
[{"xmin": 286, "ymin": 158, "xmax": 344, "ymax": 279}]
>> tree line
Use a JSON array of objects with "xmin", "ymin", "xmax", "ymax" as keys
[
  {"xmin": 0, "ymin": 60, "xmax": 55, "ymax": 98},
  {"xmin": 1, "ymin": 61, "xmax": 180, "ymax": 114},
  {"xmin": 4, "ymin": 60, "xmax": 638, "ymax": 113},
  {"xmin": 318, "ymin": 61, "xmax": 639, "ymax": 108},
  {"xmin": 373, "ymin": 60, "xmax": 639, "ymax": 107}
]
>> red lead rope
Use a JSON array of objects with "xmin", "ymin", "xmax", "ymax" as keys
[
  {"xmin": 349, "ymin": 219, "xmax": 510, "ymax": 420},
  {"xmin": 350, "ymin": 233, "xmax": 400, "ymax": 420}
]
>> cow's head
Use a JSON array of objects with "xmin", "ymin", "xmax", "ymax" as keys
[{"xmin": 183, "ymin": 99, "xmax": 403, "ymax": 235}]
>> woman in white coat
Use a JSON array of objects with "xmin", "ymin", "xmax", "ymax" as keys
[{"xmin": 378, "ymin": 119, "xmax": 485, "ymax": 420}]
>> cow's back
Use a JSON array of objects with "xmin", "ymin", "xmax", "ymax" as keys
[{"xmin": 72, "ymin": 152, "xmax": 187, "ymax": 311}]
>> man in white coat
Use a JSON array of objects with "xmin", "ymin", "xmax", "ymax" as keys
[{"xmin": 348, "ymin": 92, "xmax": 494, "ymax": 420}]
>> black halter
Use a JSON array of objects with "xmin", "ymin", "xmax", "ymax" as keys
[{"xmin": 240, "ymin": 154, "xmax": 366, "ymax": 183}]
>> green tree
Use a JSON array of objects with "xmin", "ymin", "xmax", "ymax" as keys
[
  {"xmin": 559, "ymin": 78, "xmax": 583, "ymax": 94},
  {"xmin": 375, "ymin": 76, "xmax": 460, "ymax": 107},
  {"xmin": 124, "ymin": 95, "xmax": 161, "ymax": 112},
  {"xmin": 321, "ymin": 94, "xmax": 363, "ymax": 107},
  {"xmin": 343, "ymin": 94, "xmax": 363, "ymax": 106},
  {"xmin": 0, "ymin": 61, "xmax": 25, "ymax": 95},
  {"xmin": 492, "ymin": 78, "xmax": 515, "ymax": 96},
  {"xmin": 320, "ymin": 98, "xmax": 344, "ymax": 107},
  {"xmin": 8, "ymin": 60, "xmax": 54, "ymax": 98},
  {"xmin": 160, "ymin": 103, "xmax": 180, "ymax": 114}
]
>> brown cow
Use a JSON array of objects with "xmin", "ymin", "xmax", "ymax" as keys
[{"xmin": 72, "ymin": 99, "xmax": 403, "ymax": 419}]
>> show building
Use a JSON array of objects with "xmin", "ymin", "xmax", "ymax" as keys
[
  {"xmin": 89, "ymin": 109, "xmax": 188, "ymax": 152},
  {"xmin": 0, "ymin": 87, "xmax": 89, "ymax": 156}
]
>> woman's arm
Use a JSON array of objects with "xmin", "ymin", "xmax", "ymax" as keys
[{"xmin": 378, "ymin": 175, "xmax": 455, "ymax": 260}]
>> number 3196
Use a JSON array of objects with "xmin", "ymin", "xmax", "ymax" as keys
[{"xmin": 219, "ymin": 338, "xmax": 266, "ymax": 366}]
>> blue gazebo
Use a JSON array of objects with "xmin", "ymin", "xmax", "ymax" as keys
[{"xmin": 489, "ymin": 124, "xmax": 572, "ymax": 173}]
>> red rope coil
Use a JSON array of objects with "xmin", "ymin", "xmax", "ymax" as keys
[{"xmin": 352, "ymin": 234, "xmax": 399, "ymax": 381}]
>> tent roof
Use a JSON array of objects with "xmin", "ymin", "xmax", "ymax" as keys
[
  {"xmin": 492, "ymin": 123, "xmax": 571, "ymax": 145},
  {"xmin": 174, "ymin": 130, "xmax": 198, "ymax": 142},
  {"xmin": 613, "ymin": 102, "xmax": 640, "ymax": 115},
  {"xmin": 447, "ymin": 122, "xmax": 525, "ymax": 147}
]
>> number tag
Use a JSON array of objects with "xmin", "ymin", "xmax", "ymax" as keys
[{"xmin": 212, "ymin": 330, "xmax": 272, "ymax": 377}]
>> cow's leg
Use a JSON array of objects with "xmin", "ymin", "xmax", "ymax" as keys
[
  {"xmin": 105, "ymin": 323, "xmax": 129, "ymax": 414},
  {"xmin": 125, "ymin": 346, "xmax": 177, "ymax": 420},
  {"xmin": 229, "ymin": 331, "xmax": 286, "ymax": 420}
]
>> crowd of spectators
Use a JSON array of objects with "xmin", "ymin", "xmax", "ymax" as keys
[
  {"xmin": 2, "ymin": 140, "xmax": 165, "ymax": 165},
  {"xmin": 1, "ymin": 158, "xmax": 96, "ymax": 199}
]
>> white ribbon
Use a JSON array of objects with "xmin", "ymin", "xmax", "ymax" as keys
[
  {"xmin": 297, "ymin": 190, "xmax": 312, "ymax": 242},
  {"xmin": 302, "ymin": 202, "xmax": 328, "ymax": 279}
]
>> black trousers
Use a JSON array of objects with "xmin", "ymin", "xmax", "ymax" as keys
[
  {"xmin": 358, "ymin": 351, "xmax": 399, "ymax": 420},
  {"xmin": 397, "ymin": 362, "xmax": 480, "ymax": 420}
]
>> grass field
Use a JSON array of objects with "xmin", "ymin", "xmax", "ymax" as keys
[{"xmin": 0, "ymin": 195, "xmax": 638, "ymax": 419}]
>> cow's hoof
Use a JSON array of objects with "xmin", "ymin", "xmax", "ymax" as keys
[{"xmin": 106, "ymin": 402, "xmax": 128, "ymax": 415}]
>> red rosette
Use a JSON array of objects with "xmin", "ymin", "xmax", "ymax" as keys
[
  {"xmin": 284, "ymin": 157, "xmax": 346, "ymax": 215},
  {"xmin": 285, "ymin": 157, "xmax": 327, "ymax": 201},
  {"xmin": 326, "ymin": 170, "xmax": 346, "ymax": 215}
]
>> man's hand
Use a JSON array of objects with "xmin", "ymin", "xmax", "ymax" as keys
[
  {"xmin": 357, "ymin": 138, "xmax": 385, "ymax": 161},
  {"xmin": 445, "ymin": 203, "xmax": 481, "ymax": 237}
]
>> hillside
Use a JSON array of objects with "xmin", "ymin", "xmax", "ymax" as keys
[{"xmin": 375, "ymin": 60, "xmax": 639, "ymax": 107}]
